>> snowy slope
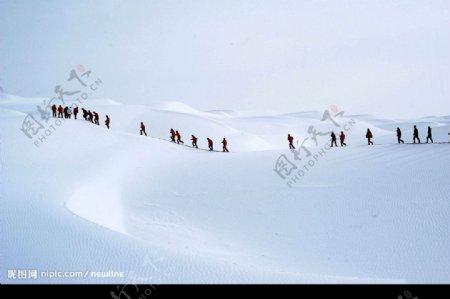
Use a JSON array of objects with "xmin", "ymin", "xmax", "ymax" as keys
[{"xmin": 1, "ymin": 94, "xmax": 450, "ymax": 283}]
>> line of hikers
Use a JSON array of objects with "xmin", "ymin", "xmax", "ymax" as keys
[
  {"xmin": 51, "ymin": 104, "xmax": 111, "ymax": 129},
  {"xmin": 396, "ymin": 125, "xmax": 433, "ymax": 144},
  {"xmin": 139, "ymin": 123, "xmax": 229, "ymax": 152},
  {"xmin": 288, "ymin": 125, "xmax": 442, "ymax": 149},
  {"xmin": 51, "ymin": 104, "xmax": 79, "ymax": 119}
]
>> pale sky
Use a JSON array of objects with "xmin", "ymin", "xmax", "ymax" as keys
[{"xmin": 1, "ymin": 0, "xmax": 449, "ymax": 118}]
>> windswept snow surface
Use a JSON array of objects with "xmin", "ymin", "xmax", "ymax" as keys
[{"xmin": 1, "ymin": 93, "xmax": 450, "ymax": 284}]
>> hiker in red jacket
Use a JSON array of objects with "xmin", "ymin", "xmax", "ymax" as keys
[
  {"xmin": 140, "ymin": 122, "xmax": 147, "ymax": 136},
  {"xmin": 57, "ymin": 105, "xmax": 64, "ymax": 118},
  {"xmin": 73, "ymin": 106, "xmax": 79, "ymax": 119},
  {"xmin": 191, "ymin": 135, "xmax": 198, "ymax": 148},
  {"xmin": 287, "ymin": 134, "xmax": 295, "ymax": 149},
  {"xmin": 207, "ymin": 138, "xmax": 213, "ymax": 151},
  {"xmin": 176, "ymin": 130, "xmax": 184, "ymax": 144},
  {"xmin": 170, "ymin": 129, "xmax": 176, "ymax": 142},
  {"xmin": 105, "ymin": 115, "xmax": 110, "ymax": 129},
  {"xmin": 339, "ymin": 131, "xmax": 347, "ymax": 147},
  {"xmin": 51, "ymin": 104, "xmax": 57, "ymax": 117},
  {"xmin": 222, "ymin": 138, "xmax": 229, "ymax": 152}
]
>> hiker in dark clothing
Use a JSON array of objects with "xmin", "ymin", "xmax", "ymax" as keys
[
  {"xmin": 339, "ymin": 131, "xmax": 347, "ymax": 147},
  {"xmin": 330, "ymin": 132, "xmax": 337, "ymax": 147},
  {"xmin": 140, "ymin": 122, "xmax": 147, "ymax": 136},
  {"xmin": 176, "ymin": 130, "xmax": 184, "ymax": 144},
  {"xmin": 413, "ymin": 125, "xmax": 420, "ymax": 144},
  {"xmin": 287, "ymin": 134, "xmax": 295, "ymax": 149},
  {"xmin": 82, "ymin": 108, "xmax": 87, "ymax": 120},
  {"xmin": 222, "ymin": 138, "xmax": 229, "ymax": 152},
  {"xmin": 105, "ymin": 115, "xmax": 110, "ymax": 129},
  {"xmin": 426, "ymin": 126, "xmax": 433, "ymax": 143},
  {"xmin": 73, "ymin": 106, "xmax": 79, "ymax": 119},
  {"xmin": 191, "ymin": 135, "xmax": 198, "ymax": 148},
  {"xmin": 396, "ymin": 127, "xmax": 404, "ymax": 144},
  {"xmin": 51, "ymin": 104, "xmax": 57, "ymax": 117},
  {"xmin": 93, "ymin": 111, "xmax": 99, "ymax": 125},
  {"xmin": 88, "ymin": 110, "xmax": 93, "ymax": 123},
  {"xmin": 366, "ymin": 129, "xmax": 374, "ymax": 145},
  {"xmin": 207, "ymin": 138, "xmax": 213, "ymax": 151},
  {"xmin": 170, "ymin": 129, "xmax": 176, "ymax": 142},
  {"xmin": 64, "ymin": 106, "xmax": 69, "ymax": 119}
]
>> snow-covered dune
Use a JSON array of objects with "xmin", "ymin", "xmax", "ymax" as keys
[{"xmin": 1, "ymin": 94, "xmax": 450, "ymax": 283}]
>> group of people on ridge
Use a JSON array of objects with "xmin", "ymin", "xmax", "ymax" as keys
[
  {"xmin": 52, "ymin": 104, "xmax": 79, "ymax": 119},
  {"xmin": 52, "ymin": 104, "xmax": 110, "ymax": 129},
  {"xmin": 138, "ymin": 125, "xmax": 229, "ymax": 152},
  {"xmin": 397, "ymin": 126, "xmax": 433, "ymax": 144},
  {"xmin": 288, "ymin": 125, "xmax": 442, "ymax": 149}
]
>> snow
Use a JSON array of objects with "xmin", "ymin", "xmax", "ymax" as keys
[{"xmin": 1, "ymin": 93, "xmax": 450, "ymax": 283}]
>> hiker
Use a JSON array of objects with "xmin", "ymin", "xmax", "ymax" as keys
[
  {"xmin": 339, "ymin": 131, "xmax": 347, "ymax": 147},
  {"xmin": 64, "ymin": 106, "xmax": 69, "ymax": 118},
  {"xmin": 191, "ymin": 135, "xmax": 198, "ymax": 148},
  {"xmin": 57, "ymin": 105, "xmax": 64, "ymax": 118},
  {"xmin": 51, "ymin": 104, "xmax": 57, "ymax": 117},
  {"xmin": 87, "ymin": 110, "xmax": 93, "ymax": 123},
  {"xmin": 207, "ymin": 138, "xmax": 213, "ymax": 151},
  {"xmin": 140, "ymin": 122, "xmax": 147, "ymax": 136},
  {"xmin": 330, "ymin": 132, "xmax": 337, "ymax": 147},
  {"xmin": 396, "ymin": 127, "xmax": 404, "ymax": 144},
  {"xmin": 82, "ymin": 108, "xmax": 87, "ymax": 120},
  {"xmin": 287, "ymin": 134, "xmax": 295, "ymax": 149},
  {"xmin": 105, "ymin": 115, "xmax": 110, "ymax": 129},
  {"xmin": 426, "ymin": 126, "xmax": 433, "ymax": 143},
  {"xmin": 73, "ymin": 106, "xmax": 79, "ymax": 119},
  {"xmin": 67, "ymin": 106, "xmax": 72, "ymax": 119},
  {"xmin": 176, "ymin": 130, "xmax": 184, "ymax": 144},
  {"xmin": 366, "ymin": 128, "xmax": 374, "ymax": 145},
  {"xmin": 170, "ymin": 129, "xmax": 176, "ymax": 142},
  {"xmin": 93, "ymin": 111, "xmax": 99, "ymax": 125},
  {"xmin": 222, "ymin": 138, "xmax": 229, "ymax": 152},
  {"xmin": 413, "ymin": 125, "xmax": 420, "ymax": 144}
]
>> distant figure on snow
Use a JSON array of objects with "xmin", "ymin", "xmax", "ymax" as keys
[
  {"xmin": 51, "ymin": 104, "xmax": 57, "ymax": 117},
  {"xmin": 396, "ymin": 127, "xmax": 404, "ymax": 144},
  {"xmin": 366, "ymin": 128, "xmax": 374, "ymax": 145},
  {"xmin": 64, "ymin": 106, "xmax": 69, "ymax": 118},
  {"xmin": 93, "ymin": 111, "xmax": 99, "ymax": 125},
  {"xmin": 287, "ymin": 134, "xmax": 295, "ymax": 149},
  {"xmin": 88, "ymin": 110, "xmax": 93, "ymax": 123},
  {"xmin": 207, "ymin": 138, "xmax": 213, "ymax": 151},
  {"xmin": 57, "ymin": 105, "xmax": 64, "ymax": 118},
  {"xmin": 73, "ymin": 106, "xmax": 79, "ymax": 120},
  {"xmin": 140, "ymin": 122, "xmax": 147, "ymax": 136},
  {"xmin": 105, "ymin": 115, "xmax": 110, "ymax": 129},
  {"xmin": 222, "ymin": 138, "xmax": 229, "ymax": 152},
  {"xmin": 339, "ymin": 131, "xmax": 347, "ymax": 147},
  {"xmin": 176, "ymin": 130, "xmax": 183, "ymax": 144},
  {"xmin": 170, "ymin": 129, "xmax": 176, "ymax": 143},
  {"xmin": 330, "ymin": 132, "xmax": 337, "ymax": 147},
  {"xmin": 191, "ymin": 135, "xmax": 198, "ymax": 148},
  {"xmin": 426, "ymin": 126, "xmax": 433, "ymax": 143},
  {"xmin": 67, "ymin": 107, "xmax": 72, "ymax": 119},
  {"xmin": 413, "ymin": 125, "xmax": 420, "ymax": 144},
  {"xmin": 82, "ymin": 108, "xmax": 87, "ymax": 120}
]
